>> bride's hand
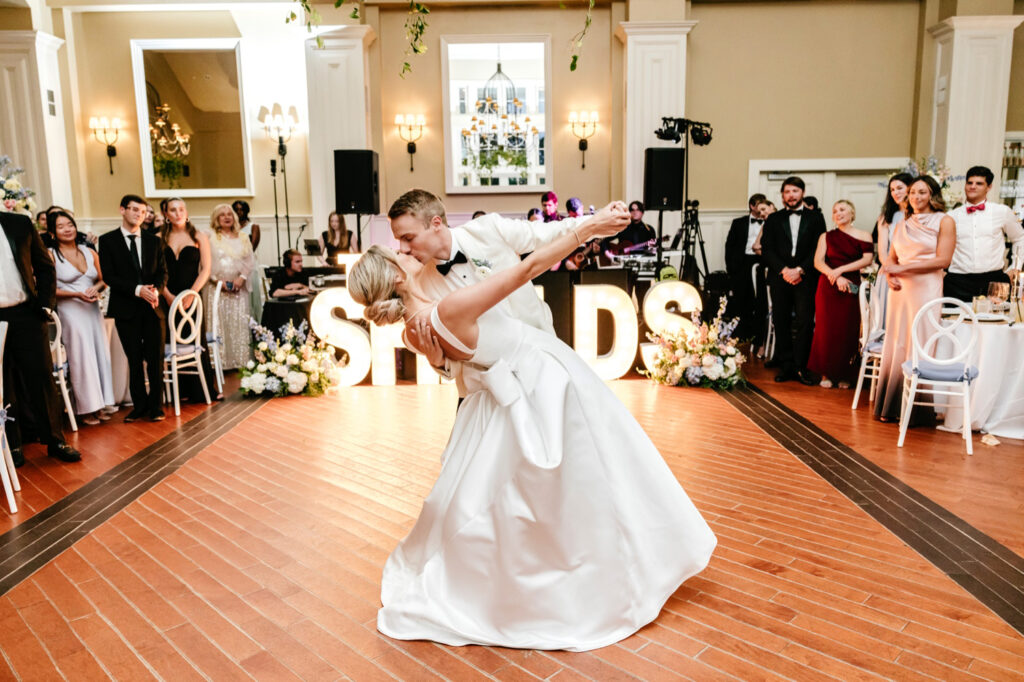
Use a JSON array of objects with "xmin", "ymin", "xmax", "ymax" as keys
[
  {"xmin": 409, "ymin": 317, "xmax": 445, "ymax": 368},
  {"xmin": 587, "ymin": 202, "xmax": 631, "ymax": 239}
]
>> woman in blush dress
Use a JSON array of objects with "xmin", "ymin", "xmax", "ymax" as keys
[
  {"xmin": 869, "ymin": 173, "xmax": 913, "ymax": 332},
  {"xmin": 203, "ymin": 204, "xmax": 255, "ymax": 370},
  {"xmin": 50, "ymin": 211, "xmax": 114, "ymax": 426},
  {"xmin": 807, "ymin": 200, "xmax": 875, "ymax": 388},
  {"xmin": 161, "ymin": 198, "xmax": 219, "ymax": 400},
  {"xmin": 874, "ymin": 176, "xmax": 956, "ymax": 423}
]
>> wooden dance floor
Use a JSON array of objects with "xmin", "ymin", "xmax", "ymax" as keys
[{"xmin": 0, "ymin": 379, "xmax": 1022, "ymax": 680}]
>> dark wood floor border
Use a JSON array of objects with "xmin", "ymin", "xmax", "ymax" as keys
[
  {"xmin": 0, "ymin": 395, "xmax": 268, "ymax": 595},
  {"xmin": 718, "ymin": 383, "xmax": 1024, "ymax": 636}
]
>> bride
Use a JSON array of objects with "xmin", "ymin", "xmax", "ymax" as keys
[{"xmin": 348, "ymin": 210, "xmax": 716, "ymax": 652}]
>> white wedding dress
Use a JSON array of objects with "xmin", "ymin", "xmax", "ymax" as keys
[{"xmin": 377, "ymin": 305, "xmax": 717, "ymax": 651}]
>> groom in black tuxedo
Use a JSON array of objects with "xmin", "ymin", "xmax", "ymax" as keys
[
  {"xmin": 98, "ymin": 195, "xmax": 168, "ymax": 421},
  {"xmin": 760, "ymin": 177, "xmax": 826, "ymax": 384},
  {"xmin": 0, "ymin": 211, "xmax": 81, "ymax": 465}
]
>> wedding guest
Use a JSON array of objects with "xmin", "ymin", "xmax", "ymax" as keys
[
  {"xmin": 807, "ymin": 200, "xmax": 874, "ymax": 388},
  {"xmin": 944, "ymin": 165, "xmax": 1024, "ymax": 301},
  {"xmin": 50, "ymin": 211, "xmax": 114, "ymax": 425},
  {"xmin": 160, "ymin": 198, "xmax": 219, "ymax": 401},
  {"xmin": 203, "ymin": 204, "xmax": 254, "ymax": 370},
  {"xmin": 472, "ymin": 210, "xmax": 487, "ymax": 220},
  {"xmin": 566, "ymin": 197, "xmax": 584, "ymax": 218},
  {"xmin": 35, "ymin": 210, "xmax": 47, "ymax": 232},
  {"xmin": 871, "ymin": 173, "xmax": 914, "ymax": 331},
  {"xmin": 874, "ymin": 176, "xmax": 955, "ymax": 423},
  {"xmin": 803, "ymin": 196, "xmax": 821, "ymax": 213},
  {"xmin": 760, "ymin": 176, "xmax": 827, "ymax": 384},
  {"xmin": 142, "ymin": 204, "xmax": 159, "ymax": 235},
  {"xmin": 0, "ymin": 210, "xmax": 82, "ymax": 465},
  {"xmin": 232, "ymin": 200, "xmax": 265, "ymax": 322},
  {"xmin": 527, "ymin": 208, "xmax": 542, "ymax": 222},
  {"xmin": 540, "ymin": 191, "xmax": 562, "ymax": 222},
  {"xmin": 725, "ymin": 194, "xmax": 768, "ymax": 342},
  {"xmin": 750, "ymin": 201, "xmax": 775, "ymax": 256},
  {"xmin": 270, "ymin": 249, "xmax": 311, "ymax": 298},
  {"xmin": 98, "ymin": 194, "xmax": 168, "ymax": 422},
  {"xmin": 318, "ymin": 211, "xmax": 355, "ymax": 265}
]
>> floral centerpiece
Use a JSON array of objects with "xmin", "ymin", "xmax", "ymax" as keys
[
  {"xmin": 239, "ymin": 319, "xmax": 343, "ymax": 397},
  {"xmin": 894, "ymin": 156, "xmax": 965, "ymax": 208},
  {"xmin": 0, "ymin": 156, "xmax": 37, "ymax": 215},
  {"xmin": 643, "ymin": 298, "xmax": 746, "ymax": 389}
]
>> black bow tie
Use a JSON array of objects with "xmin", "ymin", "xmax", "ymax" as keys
[
  {"xmin": 437, "ymin": 250, "xmax": 468, "ymax": 276},
  {"xmin": 751, "ymin": 217, "xmax": 764, "ymax": 225},
  {"xmin": 787, "ymin": 209, "xmax": 803, "ymax": 216}
]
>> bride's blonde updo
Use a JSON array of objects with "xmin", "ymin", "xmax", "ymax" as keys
[{"xmin": 348, "ymin": 245, "xmax": 406, "ymax": 325}]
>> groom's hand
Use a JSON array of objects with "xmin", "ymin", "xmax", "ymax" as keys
[{"xmin": 408, "ymin": 317, "xmax": 445, "ymax": 368}]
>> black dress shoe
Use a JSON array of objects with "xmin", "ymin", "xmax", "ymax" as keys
[
  {"xmin": 764, "ymin": 359, "xmax": 779, "ymax": 369},
  {"xmin": 147, "ymin": 410, "xmax": 166, "ymax": 422},
  {"xmin": 48, "ymin": 442, "xmax": 81, "ymax": 463},
  {"xmin": 9, "ymin": 447, "xmax": 24, "ymax": 468},
  {"xmin": 798, "ymin": 370, "xmax": 817, "ymax": 386},
  {"xmin": 124, "ymin": 409, "xmax": 146, "ymax": 423},
  {"xmin": 774, "ymin": 372, "xmax": 796, "ymax": 383}
]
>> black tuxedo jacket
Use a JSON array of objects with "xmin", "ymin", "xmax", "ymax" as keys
[
  {"xmin": 725, "ymin": 215, "xmax": 760, "ymax": 277},
  {"xmin": 98, "ymin": 228, "xmax": 167, "ymax": 320},
  {"xmin": 760, "ymin": 209, "xmax": 826, "ymax": 280},
  {"xmin": 0, "ymin": 211, "xmax": 56, "ymax": 312}
]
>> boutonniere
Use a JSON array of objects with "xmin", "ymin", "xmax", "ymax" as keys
[{"xmin": 471, "ymin": 257, "xmax": 492, "ymax": 278}]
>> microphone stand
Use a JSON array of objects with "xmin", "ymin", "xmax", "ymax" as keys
[
  {"xmin": 278, "ymin": 135, "xmax": 292, "ymax": 250},
  {"xmin": 294, "ymin": 223, "xmax": 307, "ymax": 251},
  {"xmin": 270, "ymin": 159, "xmax": 281, "ymax": 258}
]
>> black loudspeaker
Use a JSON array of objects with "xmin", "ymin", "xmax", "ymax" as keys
[
  {"xmin": 643, "ymin": 147, "xmax": 685, "ymax": 211},
  {"xmin": 334, "ymin": 150, "xmax": 380, "ymax": 214}
]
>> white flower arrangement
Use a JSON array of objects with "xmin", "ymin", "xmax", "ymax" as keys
[
  {"xmin": 240, "ymin": 319, "xmax": 344, "ymax": 397},
  {"xmin": 642, "ymin": 298, "xmax": 746, "ymax": 389},
  {"xmin": 0, "ymin": 156, "xmax": 37, "ymax": 216}
]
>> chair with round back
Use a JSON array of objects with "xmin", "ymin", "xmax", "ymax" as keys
[
  {"xmin": 752, "ymin": 263, "xmax": 775, "ymax": 361},
  {"xmin": 165, "ymin": 290, "xmax": 211, "ymax": 416},
  {"xmin": 852, "ymin": 279, "xmax": 885, "ymax": 409},
  {"xmin": 45, "ymin": 308, "xmax": 77, "ymax": 432},
  {"xmin": 205, "ymin": 282, "xmax": 225, "ymax": 395},
  {"xmin": 899, "ymin": 297, "xmax": 979, "ymax": 454},
  {"xmin": 0, "ymin": 321, "xmax": 22, "ymax": 513}
]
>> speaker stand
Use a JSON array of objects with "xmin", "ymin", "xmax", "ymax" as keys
[
  {"xmin": 355, "ymin": 213, "xmax": 362, "ymax": 253},
  {"xmin": 278, "ymin": 135, "xmax": 292, "ymax": 250},
  {"xmin": 271, "ymin": 163, "xmax": 281, "ymax": 258}
]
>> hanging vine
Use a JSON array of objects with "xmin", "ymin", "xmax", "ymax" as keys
[{"xmin": 290, "ymin": 0, "xmax": 593, "ymax": 74}]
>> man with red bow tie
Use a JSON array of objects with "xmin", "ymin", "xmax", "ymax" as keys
[{"xmin": 944, "ymin": 165, "xmax": 1024, "ymax": 301}]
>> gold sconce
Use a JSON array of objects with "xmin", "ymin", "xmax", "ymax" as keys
[
  {"xmin": 395, "ymin": 113, "xmax": 425, "ymax": 172},
  {"xmin": 568, "ymin": 110, "xmax": 598, "ymax": 169},
  {"xmin": 88, "ymin": 117, "xmax": 121, "ymax": 174}
]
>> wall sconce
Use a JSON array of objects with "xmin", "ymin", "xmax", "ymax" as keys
[
  {"xmin": 395, "ymin": 114, "xmax": 425, "ymax": 172},
  {"xmin": 88, "ymin": 117, "xmax": 121, "ymax": 174},
  {"xmin": 257, "ymin": 103, "xmax": 299, "ymax": 149},
  {"xmin": 569, "ymin": 110, "xmax": 598, "ymax": 169}
]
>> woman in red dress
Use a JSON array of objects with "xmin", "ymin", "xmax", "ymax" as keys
[{"xmin": 807, "ymin": 200, "xmax": 875, "ymax": 388}]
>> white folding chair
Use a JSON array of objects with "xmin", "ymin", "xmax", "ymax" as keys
[
  {"xmin": 205, "ymin": 282, "xmax": 225, "ymax": 395},
  {"xmin": 0, "ymin": 322, "xmax": 21, "ymax": 513},
  {"xmin": 760, "ymin": 269, "xmax": 776, "ymax": 362},
  {"xmin": 164, "ymin": 290, "xmax": 211, "ymax": 416},
  {"xmin": 898, "ymin": 297, "xmax": 979, "ymax": 454},
  {"xmin": 45, "ymin": 308, "xmax": 77, "ymax": 432},
  {"xmin": 852, "ymin": 280, "xmax": 885, "ymax": 409}
]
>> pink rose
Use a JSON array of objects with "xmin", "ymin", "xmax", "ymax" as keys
[{"xmin": 3, "ymin": 199, "xmax": 15, "ymax": 210}]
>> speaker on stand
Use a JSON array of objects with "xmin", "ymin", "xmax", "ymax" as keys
[
  {"xmin": 334, "ymin": 150, "xmax": 380, "ymax": 252},
  {"xmin": 643, "ymin": 148, "xmax": 685, "ymax": 281}
]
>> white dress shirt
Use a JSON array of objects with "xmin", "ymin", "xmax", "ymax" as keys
[
  {"xmin": 744, "ymin": 216, "xmax": 762, "ymax": 255},
  {"xmin": 948, "ymin": 202, "xmax": 1024, "ymax": 274},
  {"xmin": 788, "ymin": 211, "xmax": 801, "ymax": 257},
  {"xmin": 0, "ymin": 218, "xmax": 29, "ymax": 307}
]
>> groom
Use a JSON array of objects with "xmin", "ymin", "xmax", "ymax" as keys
[{"xmin": 388, "ymin": 189, "xmax": 628, "ymax": 389}]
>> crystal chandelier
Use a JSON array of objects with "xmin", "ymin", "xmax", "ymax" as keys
[
  {"xmin": 460, "ymin": 59, "xmax": 537, "ymax": 180},
  {"xmin": 150, "ymin": 103, "xmax": 191, "ymax": 158}
]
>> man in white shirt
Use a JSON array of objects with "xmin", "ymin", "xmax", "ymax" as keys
[{"xmin": 944, "ymin": 165, "xmax": 1024, "ymax": 301}]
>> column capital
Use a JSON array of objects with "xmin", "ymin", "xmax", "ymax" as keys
[
  {"xmin": 0, "ymin": 30, "xmax": 64, "ymax": 52},
  {"xmin": 615, "ymin": 20, "xmax": 697, "ymax": 43},
  {"xmin": 311, "ymin": 24, "xmax": 377, "ymax": 50},
  {"xmin": 928, "ymin": 14, "xmax": 1024, "ymax": 41}
]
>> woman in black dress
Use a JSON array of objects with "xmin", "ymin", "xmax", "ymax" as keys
[
  {"xmin": 318, "ymin": 211, "xmax": 355, "ymax": 264},
  {"xmin": 160, "ymin": 198, "xmax": 221, "ymax": 400}
]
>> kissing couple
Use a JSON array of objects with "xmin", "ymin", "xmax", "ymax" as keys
[{"xmin": 349, "ymin": 189, "xmax": 716, "ymax": 651}]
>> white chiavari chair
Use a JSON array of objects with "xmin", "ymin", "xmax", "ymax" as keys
[
  {"xmin": 164, "ymin": 289, "xmax": 211, "ymax": 416},
  {"xmin": 0, "ymin": 321, "xmax": 22, "ymax": 513},
  {"xmin": 45, "ymin": 308, "xmax": 77, "ymax": 432},
  {"xmin": 204, "ymin": 282, "xmax": 225, "ymax": 395},
  {"xmin": 852, "ymin": 280, "xmax": 885, "ymax": 409}
]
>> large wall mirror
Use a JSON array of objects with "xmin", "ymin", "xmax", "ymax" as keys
[
  {"xmin": 130, "ymin": 39, "xmax": 253, "ymax": 197},
  {"xmin": 441, "ymin": 36, "xmax": 552, "ymax": 194}
]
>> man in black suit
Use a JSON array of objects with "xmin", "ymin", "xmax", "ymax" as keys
[
  {"xmin": 725, "ymin": 193, "xmax": 768, "ymax": 343},
  {"xmin": 760, "ymin": 177, "xmax": 826, "ymax": 384},
  {"xmin": 0, "ymin": 211, "xmax": 81, "ymax": 466},
  {"xmin": 98, "ymin": 195, "xmax": 168, "ymax": 422}
]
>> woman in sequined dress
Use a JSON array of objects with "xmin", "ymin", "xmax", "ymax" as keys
[{"xmin": 203, "ymin": 204, "xmax": 255, "ymax": 370}]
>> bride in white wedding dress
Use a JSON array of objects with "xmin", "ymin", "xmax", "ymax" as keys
[{"xmin": 348, "ymin": 213, "xmax": 716, "ymax": 652}]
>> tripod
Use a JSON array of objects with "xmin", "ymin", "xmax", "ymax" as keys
[{"xmin": 670, "ymin": 201, "xmax": 709, "ymax": 285}]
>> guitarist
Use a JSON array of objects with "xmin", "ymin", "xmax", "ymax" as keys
[{"xmin": 601, "ymin": 200, "xmax": 656, "ymax": 261}]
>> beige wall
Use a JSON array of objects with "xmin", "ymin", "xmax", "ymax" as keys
[
  {"xmin": 373, "ymin": 4, "xmax": 616, "ymax": 215},
  {"xmin": 686, "ymin": 0, "xmax": 921, "ymax": 208},
  {"xmin": 1008, "ymin": 0, "xmax": 1024, "ymax": 131}
]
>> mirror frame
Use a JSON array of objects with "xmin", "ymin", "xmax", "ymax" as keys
[
  {"xmin": 130, "ymin": 38, "xmax": 254, "ymax": 198},
  {"xmin": 440, "ymin": 34, "xmax": 553, "ymax": 195}
]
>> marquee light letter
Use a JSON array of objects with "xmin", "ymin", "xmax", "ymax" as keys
[
  {"xmin": 573, "ymin": 284, "xmax": 638, "ymax": 380},
  {"xmin": 309, "ymin": 287, "xmax": 371, "ymax": 386},
  {"xmin": 640, "ymin": 281, "xmax": 702, "ymax": 372}
]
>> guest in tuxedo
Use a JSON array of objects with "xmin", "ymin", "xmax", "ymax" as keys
[
  {"xmin": 725, "ymin": 194, "xmax": 768, "ymax": 342},
  {"xmin": 944, "ymin": 166, "xmax": 1024, "ymax": 301},
  {"xmin": 0, "ymin": 210, "xmax": 82, "ymax": 465},
  {"xmin": 760, "ymin": 176, "xmax": 827, "ymax": 384},
  {"xmin": 98, "ymin": 194, "xmax": 168, "ymax": 422},
  {"xmin": 540, "ymin": 191, "xmax": 562, "ymax": 222},
  {"xmin": 270, "ymin": 250, "xmax": 311, "ymax": 298}
]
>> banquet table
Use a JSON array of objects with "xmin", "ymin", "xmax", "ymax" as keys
[{"xmin": 939, "ymin": 320, "xmax": 1024, "ymax": 439}]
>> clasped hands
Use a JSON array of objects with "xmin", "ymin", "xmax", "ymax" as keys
[
  {"xmin": 781, "ymin": 267, "xmax": 803, "ymax": 286},
  {"xmin": 882, "ymin": 262, "xmax": 903, "ymax": 291},
  {"xmin": 137, "ymin": 284, "xmax": 160, "ymax": 308},
  {"xmin": 823, "ymin": 268, "xmax": 853, "ymax": 293}
]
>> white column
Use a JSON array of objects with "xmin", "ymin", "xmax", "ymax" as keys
[
  {"xmin": 928, "ymin": 16, "xmax": 1023, "ymax": 191},
  {"xmin": 0, "ymin": 31, "xmax": 73, "ymax": 209},
  {"xmin": 614, "ymin": 21, "xmax": 696, "ymax": 204},
  {"xmin": 305, "ymin": 25, "xmax": 376, "ymax": 232}
]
